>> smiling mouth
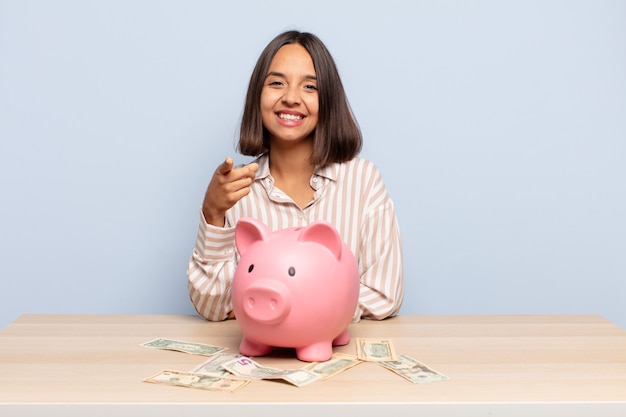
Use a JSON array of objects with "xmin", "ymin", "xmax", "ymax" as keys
[{"xmin": 278, "ymin": 113, "xmax": 304, "ymax": 121}]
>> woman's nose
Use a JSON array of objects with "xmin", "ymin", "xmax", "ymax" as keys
[{"xmin": 282, "ymin": 85, "xmax": 301, "ymax": 105}]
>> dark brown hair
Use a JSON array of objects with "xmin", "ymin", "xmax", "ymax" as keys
[{"xmin": 238, "ymin": 31, "xmax": 362, "ymax": 167}]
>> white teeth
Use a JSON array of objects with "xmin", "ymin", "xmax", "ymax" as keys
[{"xmin": 278, "ymin": 113, "xmax": 303, "ymax": 121}]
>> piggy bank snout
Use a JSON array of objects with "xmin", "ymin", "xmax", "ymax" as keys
[{"xmin": 241, "ymin": 280, "xmax": 291, "ymax": 324}]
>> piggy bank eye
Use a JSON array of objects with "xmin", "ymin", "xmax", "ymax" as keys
[
  {"xmin": 288, "ymin": 267, "xmax": 296, "ymax": 277},
  {"xmin": 248, "ymin": 264, "xmax": 254, "ymax": 273}
]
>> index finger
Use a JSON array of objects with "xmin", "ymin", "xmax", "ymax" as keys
[{"xmin": 217, "ymin": 157, "xmax": 234, "ymax": 175}]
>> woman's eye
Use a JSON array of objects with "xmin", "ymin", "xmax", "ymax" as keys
[{"xmin": 304, "ymin": 84, "xmax": 317, "ymax": 90}]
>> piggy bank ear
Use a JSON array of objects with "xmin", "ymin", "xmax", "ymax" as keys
[
  {"xmin": 235, "ymin": 217, "xmax": 270, "ymax": 255},
  {"xmin": 297, "ymin": 221, "xmax": 342, "ymax": 259}
]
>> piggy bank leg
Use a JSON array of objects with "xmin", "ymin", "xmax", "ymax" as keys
[
  {"xmin": 239, "ymin": 337, "xmax": 273, "ymax": 357},
  {"xmin": 296, "ymin": 342, "xmax": 333, "ymax": 362},
  {"xmin": 332, "ymin": 328, "xmax": 350, "ymax": 346}
]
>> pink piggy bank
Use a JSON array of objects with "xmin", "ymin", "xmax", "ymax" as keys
[{"xmin": 232, "ymin": 217, "xmax": 360, "ymax": 362}]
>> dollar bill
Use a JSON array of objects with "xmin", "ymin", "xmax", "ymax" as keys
[
  {"xmin": 303, "ymin": 352, "xmax": 363, "ymax": 379},
  {"xmin": 221, "ymin": 356, "xmax": 320, "ymax": 387},
  {"xmin": 140, "ymin": 338, "xmax": 227, "ymax": 356},
  {"xmin": 378, "ymin": 355, "xmax": 449, "ymax": 384},
  {"xmin": 144, "ymin": 369, "xmax": 250, "ymax": 392},
  {"xmin": 191, "ymin": 353, "xmax": 245, "ymax": 377},
  {"xmin": 355, "ymin": 338, "xmax": 397, "ymax": 361}
]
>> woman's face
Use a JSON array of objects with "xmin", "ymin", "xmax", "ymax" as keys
[{"xmin": 260, "ymin": 43, "xmax": 319, "ymax": 147}]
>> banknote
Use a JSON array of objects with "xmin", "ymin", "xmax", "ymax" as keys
[
  {"xmin": 191, "ymin": 353, "xmax": 245, "ymax": 376},
  {"xmin": 144, "ymin": 369, "xmax": 250, "ymax": 392},
  {"xmin": 303, "ymin": 352, "xmax": 363, "ymax": 379},
  {"xmin": 355, "ymin": 338, "xmax": 397, "ymax": 361},
  {"xmin": 140, "ymin": 338, "xmax": 227, "ymax": 356},
  {"xmin": 221, "ymin": 356, "xmax": 320, "ymax": 387},
  {"xmin": 378, "ymin": 355, "xmax": 449, "ymax": 383}
]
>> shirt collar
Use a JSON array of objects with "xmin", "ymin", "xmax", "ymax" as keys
[
  {"xmin": 254, "ymin": 154, "xmax": 271, "ymax": 180},
  {"xmin": 254, "ymin": 154, "xmax": 339, "ymax": 182},
  {"xmin": 315, "ymin": 163, "xmax": 338, "ymax": 181}
]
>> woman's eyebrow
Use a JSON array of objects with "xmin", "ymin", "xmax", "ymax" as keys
[
  {"xmin": 265, "ymin": 71, "xmax": 317, "ymax": 81},
  {"xmin": 265, "ymin": 71, "xmax": 284, "ymax": 78}
]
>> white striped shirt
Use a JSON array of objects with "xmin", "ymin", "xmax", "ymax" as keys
[{"xmin": 187, "ymin": 155, "xmax": 404, "ymax": 322}]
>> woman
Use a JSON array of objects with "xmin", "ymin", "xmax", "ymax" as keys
[{"xmin": 188, "ymin": 30, "xmax": 403, "ymax": 322}]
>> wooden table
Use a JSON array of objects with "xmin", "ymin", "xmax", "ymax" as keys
[{"xmin": 1, "ymin": 314, "xmax": 625, "ymax": 416}]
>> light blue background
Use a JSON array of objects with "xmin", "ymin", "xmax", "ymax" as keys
[{"xmin": 1, "ymin": 0, "xmax": 625, "ymax": 329}]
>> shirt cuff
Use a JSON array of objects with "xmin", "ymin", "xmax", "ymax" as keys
[{"xmin": 194, "ymin": 210, "xmax": 236, "ymax": 261}]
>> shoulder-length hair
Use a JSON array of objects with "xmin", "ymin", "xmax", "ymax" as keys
[{"xmin": 238, "ymin": 31, "xmax": 362, "ymax": 167}]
